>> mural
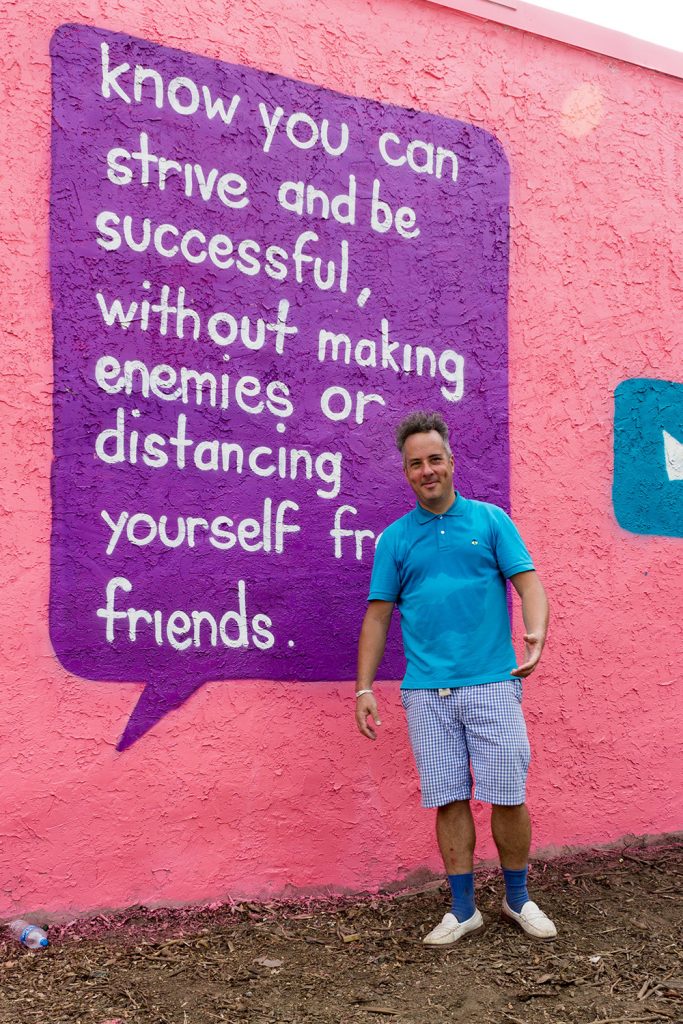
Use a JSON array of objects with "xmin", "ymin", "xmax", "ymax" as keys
[
  {"xmin": 1, "ymin": 0, "xmax": 680, "ymax": 921},
  {"xmin": 49, "ymin": 24, "xmax": 510, "ymax": 750},
  {"xmin": 613, "ymin": 378, "xmax": 683, "ymax": 538}
]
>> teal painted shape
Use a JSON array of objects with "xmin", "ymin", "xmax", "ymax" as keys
[{"xmin": 613, "ymin": 378, "xmax": 683, "ymax": 538}]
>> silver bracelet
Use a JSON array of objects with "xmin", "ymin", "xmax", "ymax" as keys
[{"xmin": 355, "ymin": 688, "xmax": 374, "ymax": 698}]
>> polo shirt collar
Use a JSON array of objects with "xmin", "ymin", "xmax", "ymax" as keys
[{"xmin": 414, "ymin": 492, "xmax": 466, "ymax": 524}]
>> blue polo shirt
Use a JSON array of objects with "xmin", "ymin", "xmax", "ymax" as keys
[{"xmin": 368, "ymin": 494, "xmax": 534, "ymax": 688}]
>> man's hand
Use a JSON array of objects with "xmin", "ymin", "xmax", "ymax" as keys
[
  {"xmin": 355, "ymin": 692, "xmax": 382, "ymax": 740},
  {"xmin": 511, "ymin": 632, "xmax": 544, "ymax": 677},
  {"xmin": 509, "ymin": 571, "xmax": 549, "ymax": 679}
]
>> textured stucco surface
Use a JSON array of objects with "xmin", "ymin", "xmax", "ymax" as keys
[{"xmin": 0, "ymin": 0, "xmax": 681, "ymax": 917}]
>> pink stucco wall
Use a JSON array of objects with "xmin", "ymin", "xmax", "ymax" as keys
[{"xmin": 1, "ymin": 0, "xmax": 681, "ymax": 917}]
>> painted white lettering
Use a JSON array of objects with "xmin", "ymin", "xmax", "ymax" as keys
[
  {"xmin": 316, "ymin": 318, "xmax": 464, "ymax": 401},
  {"xmin": 370, "ymin": 179, "xmax": 420, "ymax": 240},
  {"xmin": 97, "ymin": 576, "xmax": 275, "ymax": 651},
  {"xmin": 378, "ymin": 128, "xmax": 459, "ymax": 182},
  {"xmin": 330, "ymin": 506, "xmax": 378, "ymax": 561},
  {"xmin": 258, "ymin": 102, "xmax": 284, "ymax": 153},
  {"xmin": 100, "ymin": 44, "xmax": 242, "ymax": 128},
  {"xmin": 167, "ymin": 76, "xmax": 200, "ymax": 116},
  {"xmin": 95, "ymin": 213, "xmax": 346, "ymax": 293},
  {"xmin": 100, "ymin": 43, "xmax": 131, "ymax": 103}
]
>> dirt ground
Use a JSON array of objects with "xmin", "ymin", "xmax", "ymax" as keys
[{"xmin": 0, "ymin": 842, "xmax": 680, "ymax": 1024}]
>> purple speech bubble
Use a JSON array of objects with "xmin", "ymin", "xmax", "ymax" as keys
[{"xmin": 49, "ymin": 24, "xmax": 510, "ymax": 750}]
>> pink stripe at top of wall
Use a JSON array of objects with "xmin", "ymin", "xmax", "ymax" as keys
[{"xmin": 425, "ymin": 0, "xmax": 683, "ymax": 79}]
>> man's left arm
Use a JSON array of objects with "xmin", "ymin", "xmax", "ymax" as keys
[{"xmin": 509, "ymin": 570, "xmax": 549, "ymax": 678}]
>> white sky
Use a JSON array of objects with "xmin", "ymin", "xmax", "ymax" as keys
[{"xmin": 533, "ymin": 0, "xmax": 683, "ymax": 53}]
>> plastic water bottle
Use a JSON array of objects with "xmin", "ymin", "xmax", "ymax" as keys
[{"xmin": 8, "ymin": 920, "xmax": 49, "ymax": 949}]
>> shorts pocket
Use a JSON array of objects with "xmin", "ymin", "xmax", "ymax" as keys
[
  {"xmin": 400, "ymin": 689, "xmax": 412, "ymax": 709},
  {"xmin": 512, "ymin": 680, "xmax": 523, "ymax": 703}
]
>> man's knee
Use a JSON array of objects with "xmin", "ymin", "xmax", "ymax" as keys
[{"xmin": 437, "ymin": 798, "xmax": 472, "ymax": 817}]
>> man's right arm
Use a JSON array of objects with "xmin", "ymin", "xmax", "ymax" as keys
[{"xmin": 355, "ymin": 599, "xmax": 394, "ymax": 740}]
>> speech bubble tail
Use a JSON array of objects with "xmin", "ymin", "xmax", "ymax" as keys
[{"xmin": 116, "ymin": 676, "xmax": 206, "ymax": 751}]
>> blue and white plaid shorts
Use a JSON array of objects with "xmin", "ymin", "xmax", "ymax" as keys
[{"xmin": 401, "ymin": 681, "xmax": 531, "ymax": 807}]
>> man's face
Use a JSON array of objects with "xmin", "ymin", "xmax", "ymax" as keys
[{"xmin": 402, "ymin": 430, "xmax": 455, "ymax": 511}]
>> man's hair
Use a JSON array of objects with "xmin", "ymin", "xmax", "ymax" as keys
[{"xmin": 395, "ymin": 411, "xmax": 452, "ymax": 459}]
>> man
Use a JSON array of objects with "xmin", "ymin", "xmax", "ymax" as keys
[{"xmin": 355, "ymin": 411, "xmax": 556, "ymax": 946}]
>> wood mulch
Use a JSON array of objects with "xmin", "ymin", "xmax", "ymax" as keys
[{"xmin": 0, "ymin": 842, "xmax": 680, "ymax": 1024}]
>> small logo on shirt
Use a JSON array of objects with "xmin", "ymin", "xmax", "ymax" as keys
[{"xmin": 471, "ymin": 539, "xmax": 479, "ymax": 545}]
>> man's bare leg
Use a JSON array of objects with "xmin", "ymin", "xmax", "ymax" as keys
[
  {"xmin": 491, "ymin": 803, "xmax": 531, "ymax": 869},
  {"xmin": 422, "ymin": 800, "xmax": 482, "ymax": 944},
  {"xmin": 491, "ymin": 803, "xmax": 557, "ymax": 938},
  {"xmin": 437, "ymin": 799, "xmax": 476, "ymax": 872}
]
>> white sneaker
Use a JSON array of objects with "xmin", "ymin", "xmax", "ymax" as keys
[
  {"xmin": 423, "ymin": 908, "xmax": 484, "ymax": 946},
  {"xmin": 502, "ymin": 899, "xmax": 557, "ymax": 939}
]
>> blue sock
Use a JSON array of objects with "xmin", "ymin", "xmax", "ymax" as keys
[
  {"xmin": 503, "ymin": 866, "xmax": 529, "ymax": 913},
  {"xmin": 447, "ymin": 872, "xmax": 476, "ymax": 922}
]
